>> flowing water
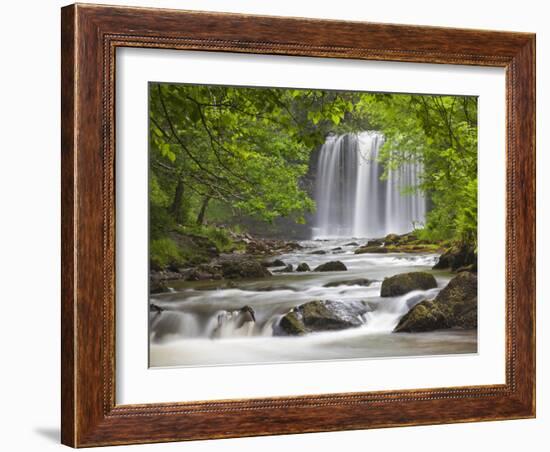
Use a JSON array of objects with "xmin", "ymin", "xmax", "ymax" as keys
[
  {"xmin": 149, "ymin": 240, "xmax": 476, "ymax": 367},
  {"xmin": 149, "ymin": 132, "xmax": 474, "ymax": 367},
  {"xmin": 314, "ymin": 132, "xmax": 426, "ymax": 239}
]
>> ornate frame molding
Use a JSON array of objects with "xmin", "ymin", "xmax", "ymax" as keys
[{"xmin": 61, "ymin": 4, "xmax": 535, "ymax": 447}]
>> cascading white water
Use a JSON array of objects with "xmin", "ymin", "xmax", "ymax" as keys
[
  {"xmin": 314, "ymin": 131, "xmax": 426, "ymax": 239},
  {"xmin": 151, "ymin": 308, "xmax": 263, "ymax": 341},
  {"xmin": 150, "ymin": 286, "xmax": 440, "ymax": 341}
]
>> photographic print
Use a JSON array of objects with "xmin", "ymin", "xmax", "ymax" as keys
[{"xmin": 148, "ymin": 83, "xmax": 478, "ymax": 367}]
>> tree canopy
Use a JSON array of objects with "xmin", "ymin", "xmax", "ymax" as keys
[
  {"xmin": 149, "ymin": 82, "xmax": 478, "ymax": 250},
  {"xmin": 358, "ymin": 94, "xmax": 478, "ymax": 245}
]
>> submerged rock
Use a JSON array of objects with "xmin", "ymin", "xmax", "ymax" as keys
[
  {"xmin": 323, "ymin": 278, "xmax": 373, "ymax": 288},
  {"xmin": 296, "ymin": 262, "xmax": 311, "ymax": 272},
  {"xmin": 220, "ymin": 259, "xmax": 272, "ymax": 279},
  {"xmin": 394, "ymin": 272, "xmax": 477, "ymax": 332},
  {"xmin": 149, "ymin": 303, "xmax": 163, "ymax": 314},
  {"xmin": 380, "ymin": 271, "xmax": 437, "ymax": 297},
  {"xmin": 314, "ymin": 261, "xmax": 348, "ymax": 272},
  {"xmin": 344, "ymin": 241, "xmax": 360, "ymax": 247},
  {"xmin": 276, "ymin": 300, "xmax": 368, "ymax": 335},
  {"xmin": 365, "ymin": 239, "xmax": 384, "ymax": 247},
  {"xmin": 310, "ymin": 250, "xmax": 327, "ymax": 255},
  {"xmin": 274, "ymin": 264, "xmax": 294, "ymax": 273}
]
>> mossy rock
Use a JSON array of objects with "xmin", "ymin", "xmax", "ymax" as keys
[
  {"xmin": 436, "ymin": 272, "xmax": 478, "ymax": 328},
  {"xmin": 380, "ymin": 272, "xmax": 437, "ymax": 297},
  {"xmin": 296, "ymin": 262, "xmax": 311, "ymax": 272},
  {"xmin": 355, "ymin": 245, "xmax": 389, "ymax": 254},
  {"xmin": 385, "ymin": 243, "xmax": 442, "ymax": 253},
  {"xmin": 262, "ymin": 259, "xmax": 286, "ymax": 268},
  {"xmin": 314, "ymin": 261, "xmax": 348, "ymax": 272},
  {"xmin": 384, "ymin": 233, "xmax": 401, "ymax": 244},
  {"xmin": 276, "ymin": 300, "xmax": 367, "ymax": 335},
  {"xmin": 184, "ymin": 264, "xmax": 223, "ymax": 281},
  {"xmin": 220, "ymin": 259, "xmax": 272, "ymax": 279},
  {"xmin": 393, "ymin": 272, "xmax": 478, "ymax": 332},
  {"xmin": 433, "ymin": 244, "xmax": 477, "ymax": 272},
  {"xmin": 278, "ymin": 311, "xmax": 307, "ymax": 335},
  {"xmin": 394, "ymin": 300, "xmax": 450, "ymax": 332},
  {"xmin": 150, "ymin": 280, "xmax": 170, "ymax": 294}
]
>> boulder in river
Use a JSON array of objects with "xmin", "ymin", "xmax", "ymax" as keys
[
  {"xmin": 344, "ymin": 241, "xmax": 360, "ymax": 247},
  {"xmin": 380, "ymin": 271, "xmax": 437, "ymax": 297},
  {"xmin": 150, "ymin": 280, "xmax": 170, "ymax": 294},
  {"xmin": 236, "ymin": 305, "xmax": 256, "ymax": 327},
  {"xmin": 310, "ymin": 250, "xmax": 327, "ymax": 255},
  {"xmin": 394, "ymin": 272, "xmax": 477, "ymax": 332},
  {"xmin": 221, "ymin": 259, "xmax": 272, "ymax": 279},
  {"xmin": 433, "ymin": 244, "xmax": 477, "ymax": 272},
  {"xmin": 276, "ymin": 300, "xmax": 369, "ymax": 335},
  {"xmin": 394, "ymin": 300, "xmax": 450, "ymax": 332},
  {"xmin": 184, "ymin": 264, "xmax": 222, "ymax": 281},
  {"xmin": 324, "ymin": 278, "xmax": 373, "ymax": 288},
  {"xmin": 314, "ymin": 261, "xmax": 348, "ymax": 272},
  {"xmin": 262, "ymin": 259, "xmax": 286, "ymax": 268},
  {"xmin": 296, "ymin": 262, "xmax": 311, "ymax": 272},
  {"xmin": 433, "ymin": 271, "xmax": 477, "ymax": 328}
]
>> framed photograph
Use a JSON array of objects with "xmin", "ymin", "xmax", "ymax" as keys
[{"xmin": 61, "ymin": 3, "xmax": 536, "ymax": 447}]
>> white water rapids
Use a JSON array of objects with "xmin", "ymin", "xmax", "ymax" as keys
[
  {"xmin": 149, "ymin": 240, "xmax": 476, "ymax": 367},
  {"xmin": 149, "ymin": 130, "xmax": 475, "ymax": 368},
  {"xmin": 314, "ymin": 132, "xmax": 426, "ymax": 239}
]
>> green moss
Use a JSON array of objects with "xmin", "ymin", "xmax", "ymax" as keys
[
  {"xmin": 278, "ymin": 311, "xmax": 307, "ymax": 335},
  {"xmin": 384, "ymin": 243, "xmax": 442, "ymax": 253},
  {"xmin": 394, "ymin": 300, "xmax": 450, "ymax": 332},
  {"xmin": 380, "ymin": 272, "xmax": 437, "ymax": 297}
]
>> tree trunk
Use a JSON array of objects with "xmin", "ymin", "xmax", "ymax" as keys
[
  {"xmin": 170, "ymin": 178, "xmax": 185, "ymax": 224},
  {"xmin": 196, "ymin": 195, "xmax": 211, "ymax": 225}
]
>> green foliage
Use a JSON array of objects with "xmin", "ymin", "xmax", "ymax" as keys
[
  {"xmin": 148, "ymin": 82, "xmax": 478, "ymax": 259},
  {"xmin": 356, "ymin": 94, "xmax": 478, "ymax": 245},
  {"xmin": 175, "ymin": 224, "xmax": 235, "ymax": 253},
  {"xmin": 150, "ymin": 238, "xmax": 183, "ymax": 268},
  {"xmin": 148, "ymin": 82, "xmax": 362, "ymax": 236}
]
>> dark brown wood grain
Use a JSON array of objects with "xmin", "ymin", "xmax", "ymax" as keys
[{"xmin": 61, "ymin": 3, "xmax": 536, "ymax": 447}]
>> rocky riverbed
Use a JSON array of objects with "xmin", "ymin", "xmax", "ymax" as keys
[{"xmin": 149, "ymin": 232, "xmax": 477, "ymax": 367}]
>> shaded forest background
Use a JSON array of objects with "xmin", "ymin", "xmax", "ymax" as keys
[{"xmin": 148, "ymin": 83, "xmax": 477, "ymax": 269}]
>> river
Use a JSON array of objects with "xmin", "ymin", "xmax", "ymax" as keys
[{"xmin": 149, "ymin": 239, "xmax": 477, "ymax": 367}]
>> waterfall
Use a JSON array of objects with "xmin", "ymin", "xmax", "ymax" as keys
[{"xmin": 313, "ymin": 131, "xmax": 426, "ymax": 239}]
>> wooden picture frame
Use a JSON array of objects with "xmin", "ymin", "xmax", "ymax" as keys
[{"xmin": 61, "ymin": 3, "xmax": 536, "ymax": 447}]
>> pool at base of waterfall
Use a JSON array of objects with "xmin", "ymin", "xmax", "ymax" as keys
[{"xmin": 149, "ymin": 238, "xmax": 477, "ymax": 368}]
